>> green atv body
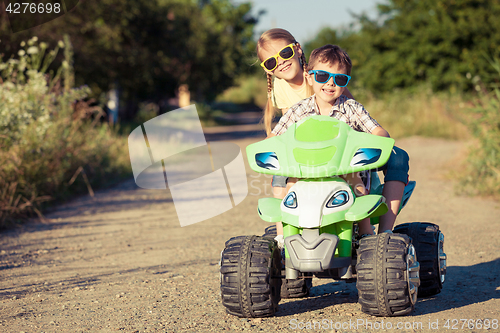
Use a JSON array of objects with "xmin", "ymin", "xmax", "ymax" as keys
[
  {"xmin": 220, "ymin": 115, "xmax": 445, "ymax": 318},
  {"xmin": 248, "ymin": 116, "xmax": 394, "ymax": 277}
]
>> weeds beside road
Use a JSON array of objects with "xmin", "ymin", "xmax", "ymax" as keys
[{"xmin": 0, "ymin": 36, "xmax": 130, "ymax": 228}]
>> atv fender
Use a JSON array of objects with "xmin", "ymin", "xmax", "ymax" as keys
[
  {"xmin": 258, "ymin": 198, "xmax": 282, "ymax": 222},
  {"xmin": 345, "ymin": 195, "xmax": 388, "ymax": 222}
]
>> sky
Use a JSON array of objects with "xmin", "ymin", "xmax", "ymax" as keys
[{"xmin": 233, "ymin": 0, "xmax": 385, "ymax": 43}]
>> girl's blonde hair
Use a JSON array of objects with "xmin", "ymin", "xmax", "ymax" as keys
[{"xmin": 256, "ymin": 28, "xmax": 310, "ymax": 135}]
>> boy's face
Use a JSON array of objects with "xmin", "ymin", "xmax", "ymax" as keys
[
  {"xmin": 259, "ymin": 40, "xmax": 303, "ymax": 81},
  {"xmin": 306, "ymin": 61, "xmax": 347, "ymax": 107}
]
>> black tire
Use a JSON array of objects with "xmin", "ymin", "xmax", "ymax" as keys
[
  {"xmin": 356, "ymin": 233, "xmax": 420, "ymax": 317},
  {"xmin": 262, "ymin": 225, "xmax": 277, "ymax": 237},
  {"xmin": 220, "ymin": 235, "xmax": 281, "ymax": 317},
  {"xmin": 281, "ymin": 273, "xmax": 313, "ymax": 298},
  {"xmin": 262, "ymin": 225, "xmax": 313, "ymax": 298},
  {"xmin": 393, "ymin": 222, "xmax": 446, "ymax": 297}
]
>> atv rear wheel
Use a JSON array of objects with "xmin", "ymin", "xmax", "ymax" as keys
[
  {"xmin": 220, "ymin": 235, "xmax": 281, "ymax": 317},
  {"xmin": 281, "ymin": 273, "xmax": 312, "ymax": 298},
  {"xmin": 356, "ymin": 233, "xmax": 420, "ymax": 316},
  {"xmin": 393, "ymin": 222, "xmax": 446, "ymax": 297},
  {"xmin": 262, "ymin": 225, "xmax": 313, "ymax": 298},
  {"xmin": 262, "ymin": 225, "xmax": 277, "ymax": 238}
]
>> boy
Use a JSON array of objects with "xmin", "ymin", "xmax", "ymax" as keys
[{"xmin": 269, "ymin": 44, "xmax": 409, "ymax": 237}]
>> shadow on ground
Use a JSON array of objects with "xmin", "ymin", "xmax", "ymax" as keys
[{"xmin": 275, "ymin": 259, "xmax": 500, "ymax": 316}]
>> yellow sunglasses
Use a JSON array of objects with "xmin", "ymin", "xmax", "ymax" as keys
[{"xmin": 260, "ymin": 43, "xmax": 297, "ymax": 71}]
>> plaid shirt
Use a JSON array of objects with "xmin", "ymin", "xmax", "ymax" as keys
[{"xmin": 271, "ymin": 94, "xmax": 380, "ymax": 136}]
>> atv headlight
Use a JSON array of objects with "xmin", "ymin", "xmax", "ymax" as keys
[
  {"xmin": 326, "ymin": 190, "xmax": 349, "ymax": 208},
  {"xmin": 283, "ymin": 191, "xmax": 297, "ymax": 209}
]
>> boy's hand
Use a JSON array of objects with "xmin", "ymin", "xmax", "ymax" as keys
[{"xmin": 371, "ymin": 126, "xmax": 390, "ymax": 138}]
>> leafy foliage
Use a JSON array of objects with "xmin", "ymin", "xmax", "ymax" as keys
[
  {"xmin": 0, "ymin": 36, "xmax": 87, "ymax": 146},
  {"xmin": 305, "ymin": 0, "xmax": 500, "ymax": 93},
  {"xmin": 0, "ymin": 0, "xmax": 259, "ymax": 113}
]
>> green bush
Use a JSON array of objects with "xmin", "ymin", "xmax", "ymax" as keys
[
  {"xmin": 459, "ymin": 57, "xmax": 500, "ymax": 199},
  {"xmin": 134, "ymin": 102, "xmax": 160, "ymax": 124},
  {"xmin": 0, "ymin": 36, "xmax": 130, "ymax": 227},
  {"xmin": 215, "ymin": 74, "xmax": 268, "ymax": 108}
]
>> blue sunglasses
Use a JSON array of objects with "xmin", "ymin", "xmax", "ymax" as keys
[{"xmin": 308, "ymin": 70, "xmax": 351, "ymax": 87}]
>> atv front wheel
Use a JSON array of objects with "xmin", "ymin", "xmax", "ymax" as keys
[
  {"xmin": 394, "ymin": 222, "xmax": 446, "ymax": 296},
  {"xmin": 220, "ymin": 235, "xmax": 281, "ymax": 317},
  {"xmin": 356, "ymin": 233, "xmax": 420, "ymax": 316}
]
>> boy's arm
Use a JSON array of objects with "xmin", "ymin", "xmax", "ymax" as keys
[
  {"xmin": 270, "ymin": 96, "xmax": 313, "ymax": 137},
  {"xmin": 371, "ymin": 126, "xmax": 390, "ymax": 138},
  {"xmin": 347, "ymin": 99, "xmax": 390, "ymax": 137}
]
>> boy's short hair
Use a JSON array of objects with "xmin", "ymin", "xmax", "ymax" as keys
[{"xmin": 307, "ymin": 44, "xmax": 352, "ymax": 75}]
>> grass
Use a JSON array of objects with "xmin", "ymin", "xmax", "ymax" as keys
[
  {"xmin": 360, "ymin": 86, "xmax": 470, "ymax": 140},
  {"xmin": 0, "ymin": 36, "xmax": 131, "ymax": 228},
  {"xmin": 454, "ymin": 57, "xmax": 500, "ymax": 200},
  {"xmin": 0, "ymin": 119, "xmax": 131, "ymax": 227}
]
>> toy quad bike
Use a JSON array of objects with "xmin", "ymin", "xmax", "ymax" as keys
[{"xmin": 219, "ymin": 116, "xmax": 446, "ymax": 317}]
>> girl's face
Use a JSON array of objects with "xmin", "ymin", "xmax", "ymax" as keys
[{"xmin": 259, "ymin": 39, "xmax": 303, "ymax": 82}]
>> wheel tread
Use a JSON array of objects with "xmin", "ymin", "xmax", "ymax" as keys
[
  {"xmin": 394, "ymin": 222, "xmax": 443, "ymax": 297},
  {"xmin": 356, "ymin": 233, "xmax": 415, "ymax": 316},
  {"xmin": 220, "ymin": 235, "xmax": 281, "ymax": 317}
]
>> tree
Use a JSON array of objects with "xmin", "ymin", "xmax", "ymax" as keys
[
  {"xmin": 305, "ymin": 0, "xmax": 500, "ymax": 93},
  {"xmin": 0, "ymin": 0, "xmax": 259, "ymax": 116}
]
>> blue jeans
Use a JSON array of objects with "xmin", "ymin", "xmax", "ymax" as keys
[
  {"xmin": 379, "ymin": 146, "xmax": 409, "ymax": 184},
  {"xmin": 272, "ymin": 175, "xmax": 288, "ymax": 188}
]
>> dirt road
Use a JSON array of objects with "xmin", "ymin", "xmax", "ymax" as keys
[{"xmin": 1, "ymin": 129, "xmax": 500, "ymax": 333}]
